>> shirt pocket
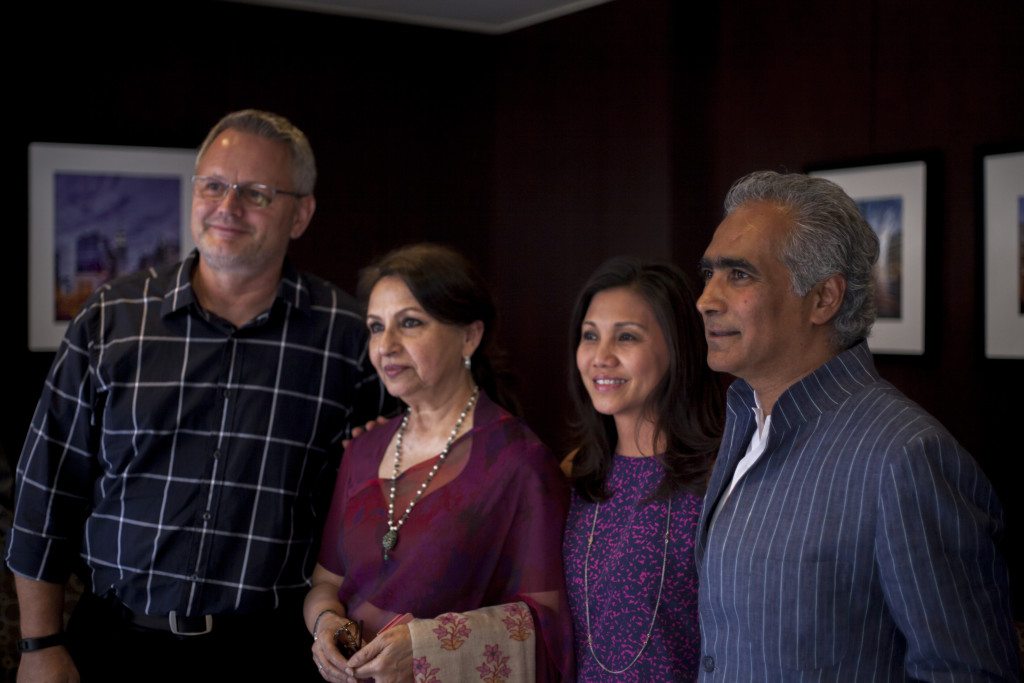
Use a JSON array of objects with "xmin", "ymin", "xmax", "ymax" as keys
[{"xmin": 743, "ymin": 558, "xmax": 852, "ymax": 671}]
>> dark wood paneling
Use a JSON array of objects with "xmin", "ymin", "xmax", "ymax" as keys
[
  {"xmin": 679, "ymin": 0, "xmax": 1024, "ymax": 613},
  {"xmin": 6, "ymin": 0, "xmax": 1021, "ymax": 615}
]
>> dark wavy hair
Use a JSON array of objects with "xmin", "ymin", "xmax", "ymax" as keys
[
  {"xmin": 568, "ymin": 257, "xmax": 723, "ymax": 501},
  {"xmin": 357, "ymin": 243, "xmax": 519, "ymax": 414}
]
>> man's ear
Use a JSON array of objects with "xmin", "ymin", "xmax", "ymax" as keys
[
  {"xmin": 289, "ymin": 195, "xmax": 317, "ymax": 240},
  {"xmin": 809, "ymin": 274, "xmax": 846, "ymax": 326}
]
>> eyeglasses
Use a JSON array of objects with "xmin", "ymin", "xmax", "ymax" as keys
[
  {"xmin": 191, "ymin": 175, "xmax": 306, "ymax": 209},
  {"xmin": 335, "ymin": 619, "xmax": 363, "ymax": 658}
]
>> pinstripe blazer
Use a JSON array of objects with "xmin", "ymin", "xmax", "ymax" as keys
[{"xmin": 695, "ymin": 342, "xmax": 1019, "ymax": 681}]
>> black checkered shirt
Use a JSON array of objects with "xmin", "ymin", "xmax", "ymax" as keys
[{"xmin": 6, "ymin": 251, "xmax": 387, "ymax": 616}]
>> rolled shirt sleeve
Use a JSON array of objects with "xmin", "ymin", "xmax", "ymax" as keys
[{"xmin": 7, "ymin": 303, "xmax": 101, "ymax": 582}]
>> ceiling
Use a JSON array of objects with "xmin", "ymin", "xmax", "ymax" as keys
[{"xmin": 234, "ymin": 0, "xmax": 614, "ymax": 34}]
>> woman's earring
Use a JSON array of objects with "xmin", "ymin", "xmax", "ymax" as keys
[{"xmin": 463, "ymin": 356, "xmax": 472, "ymax": 370}]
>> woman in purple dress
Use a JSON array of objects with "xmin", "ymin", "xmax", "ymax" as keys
[
  {"xmin": 305, "ymin": 244, "xmax": 573, "ymax": 683},
  {"xmin": 563, "ymin": 257, "xmax": 723, "ymax": 681}
]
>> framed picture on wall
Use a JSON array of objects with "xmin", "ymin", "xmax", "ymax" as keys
[
  {"xmin": 29, "ymin": 143, "xmax": 196, "ymax": 351},
  {"xmin": 983, "ymin": 149, "xmax": 1024, "ymax": 358},
  {"xmin": 809, "ymin": 160, "xmax": 927, "ymax": 355}
]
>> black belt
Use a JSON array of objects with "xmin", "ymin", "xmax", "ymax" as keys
[
  {"xmin": 89, "ymin": 591, "xmax": 303, "ymax": 637},
  {"xmin": 95, "ymin": 594, "xmax": 251, "ymax": 637},
  {"xmin": 129, "ymin": 611, "xmax": 216, "ymax": 636}
]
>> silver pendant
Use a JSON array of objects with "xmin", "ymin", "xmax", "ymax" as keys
[{"xmin": 382, "ymin": 529, "xmax": 398, "ymax": 560}]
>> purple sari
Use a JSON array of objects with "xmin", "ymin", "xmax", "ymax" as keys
[{"xmin": 319, "ymin": 392, "xmax": 574, "ymax": 680}]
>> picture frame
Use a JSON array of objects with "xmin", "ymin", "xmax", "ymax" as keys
[
  {"xmin": 810, "ymin": 160, "xmax": 927, "ymax": 355},
  {"xmin": 983, "ymin": 150, "xmax": 1024, "ymax": 358},
  {"xmin": 29, "ymin": 143, "xmax": 196, "ymax": 351}
]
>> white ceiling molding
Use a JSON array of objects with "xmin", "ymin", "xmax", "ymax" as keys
[{"xmin": 228, "ymin": 0, "xmax": 615, "ymax": 34}]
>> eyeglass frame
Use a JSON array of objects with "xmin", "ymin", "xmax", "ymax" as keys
[
  {"xmin": 335, "ymin": 618, "xmax": 363, "ymax": 658},
  {"xmin": 191, "ymin": 175, "xmax": 308, "ymax": 209}
]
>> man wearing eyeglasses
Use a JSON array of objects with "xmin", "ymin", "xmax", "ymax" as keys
[{"xmin": 7, "ymin": 110, "xmax": 388, "ymax": 682}]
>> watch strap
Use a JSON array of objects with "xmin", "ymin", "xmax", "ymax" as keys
[{"xmin": 17, "ymin": 632, "xmax": 66, "ymax": 653}]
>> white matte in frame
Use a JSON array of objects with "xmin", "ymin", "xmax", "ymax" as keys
[
  {"xmin": 28, "ymin": 143, "xmax": 196, "ymax": 351},
  {"xmin": 812, "ymin": 161, "xmax": 927, "ymax": 355},
  {"xmin": 984, "ymin": 151, "xmax": 1024, "ymax": 358}
]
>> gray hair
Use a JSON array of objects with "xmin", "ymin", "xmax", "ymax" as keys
[
  {"xmin": 724, "ymin": 170, "xmax": 880, "ymax": 349},
  {"xmin": 196, "ymin": 109, "xmax": 317, "ymax": 195}
]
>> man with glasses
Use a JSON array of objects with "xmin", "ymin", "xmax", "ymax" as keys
[{"xmin": 7, "ymin": 110, "xmax": 387, "ymax": 682}]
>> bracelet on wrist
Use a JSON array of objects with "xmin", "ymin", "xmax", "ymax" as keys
[
  {"xmin": 312, "ymin": 609, "xmax": 340, "ymax": 641},
  {"xmin": 18, "ymin": 633, "xmax": 66, "ymax": 653}
]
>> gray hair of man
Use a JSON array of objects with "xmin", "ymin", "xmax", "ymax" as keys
[
  {"xmin": 723, "ymin": 170, "xmax": 880, "ymax": 349},
  {"xmin": 196, "ymin": 109, "xmax": 317, "ymax": 195}
]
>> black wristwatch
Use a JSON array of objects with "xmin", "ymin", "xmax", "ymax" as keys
[{"xmin": 17, "ymin": 633, "xmax": 66, "ymax": 653}]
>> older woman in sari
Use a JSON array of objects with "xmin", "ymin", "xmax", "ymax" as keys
[{"xmin": 304, "ymin": 244, "xmax": 573, "ymax": 682}]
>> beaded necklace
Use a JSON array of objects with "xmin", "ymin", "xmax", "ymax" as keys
[{"xmin": 381, "ymin": 386, "xmax": 478, "ymax": 561}]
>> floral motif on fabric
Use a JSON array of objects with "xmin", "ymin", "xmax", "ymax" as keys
[
  {"xmin": 501, "ymin": 603, "xmax": 534, "ymax": 642},
  {"xmin": 476, "ymin": 643, "xmax": 512, "ymax": 682},
  {"xmin": 413, "ymin": 656, "xmax": 441, "ymax": 683},
  {"xmin": 433, "ymin": 612, "xmax": 471, "ymax": 651}
]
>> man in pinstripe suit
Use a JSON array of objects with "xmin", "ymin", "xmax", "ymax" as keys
[{"xmin": 695, "ymin": 171, "xmax": 1018, "ymax": 681}]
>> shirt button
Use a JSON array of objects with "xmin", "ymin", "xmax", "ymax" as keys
[
  {"xmin": 702, "ymin": 656, "xmax": 715, "ymax": 672},
  {"xmin": 202, "ymin": 511, "xmax": 212, "ymax": 521},
  {"xmin": 212, "ymin": 450, "xmax": 221, "ymax": 459}
]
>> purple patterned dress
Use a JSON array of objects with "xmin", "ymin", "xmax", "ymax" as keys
[{"xmin": 564, "ymin": 454, "xmax": 702, "ymax": 681}]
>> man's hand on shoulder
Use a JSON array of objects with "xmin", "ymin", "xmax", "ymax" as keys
[
  {"xmin": 17, "ymin": 646, "xmax": 79, "ymax": 683},
  {"xmin": 342, "ymin": 416, "xmax": 390, "ymax": 449}
]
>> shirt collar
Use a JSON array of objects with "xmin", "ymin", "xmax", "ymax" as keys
[
  {"xmin": 728, "ymin": 340, "xmax": 880, "ymax": 434},
  {"xmin": 751, "ymin": 392, "xmax": 770, "ymax": 440},
  {"xmin": 160, "ymin": 250, "xmax": 311, "ymax": 319}
]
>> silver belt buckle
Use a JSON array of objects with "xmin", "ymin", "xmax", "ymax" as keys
[{"xmin": 169, "ymin": 610, "xmax": 213, "ymax": 636}]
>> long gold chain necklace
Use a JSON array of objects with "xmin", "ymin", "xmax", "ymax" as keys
[
  {"xmin": 583, "ymin": 496, "xmax": 672, "ymax": 673},
  {"xmin": 381, "ymin": 386, "xmax": 478, "ymax": 561}
]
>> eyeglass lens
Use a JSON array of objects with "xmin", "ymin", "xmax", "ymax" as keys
[{"xmin": 192, "ymin": 176, "xmax": 275, "ymax": 208}]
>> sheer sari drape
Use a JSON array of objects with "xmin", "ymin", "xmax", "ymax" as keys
[{"xmin": 318, "ymin": 392, "xmax": 574, "ymax": 680}]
